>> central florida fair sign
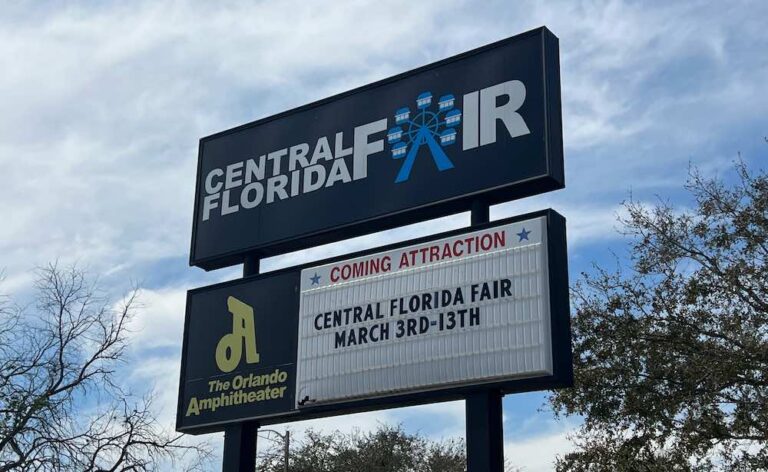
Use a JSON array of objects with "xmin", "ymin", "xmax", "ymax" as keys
[
  {"xmin": 176, "ymin": 210, "xmax": 571, "ymax": 433},
  {"xmin": 190, "ymin": 27, "xmax": 563, "ymax": 270}
]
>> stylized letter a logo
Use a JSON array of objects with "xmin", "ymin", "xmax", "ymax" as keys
[{"xmin": 215, "ymin": 296, "xmax": 260, "ymax": 373}]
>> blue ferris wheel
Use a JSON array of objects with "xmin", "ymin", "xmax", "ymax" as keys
[{"xmin": 387, "ymin": 91, "xmax": 462, "ymax": 183}]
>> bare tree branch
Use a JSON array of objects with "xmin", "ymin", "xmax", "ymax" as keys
[{"xmin": 0, "ymin": 264, "xmax": 211, "ymax": 471}]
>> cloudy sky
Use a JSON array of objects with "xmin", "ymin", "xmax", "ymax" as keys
[{"xmin": 1, "ymin": 0, "xmax": 766, "ymax": 470}]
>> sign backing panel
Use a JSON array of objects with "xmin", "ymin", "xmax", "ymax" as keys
[
  {"xmin": 191, "ymin": 27, "xmax": 563, "ymax": 270},
  {"xmin": 177, "ymin": 271, "xmax": 299, "ymax": 432}
]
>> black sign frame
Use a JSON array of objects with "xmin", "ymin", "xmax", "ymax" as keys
[
  {"xmin": 177, "ymin": 209, "xmax": 571, "ymax": 434},
  {"xmin": 189, "ymin": 27, "xmax": 563, "ymax": 271}
]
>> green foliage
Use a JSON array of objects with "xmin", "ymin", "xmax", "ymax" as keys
[
  {"xmin": 550, "ymin": 158, "xmax": 768, "ymax": 471},
  {"xmin": 258, "ymin": 424, "xmax": 465, "ymax": 472}
]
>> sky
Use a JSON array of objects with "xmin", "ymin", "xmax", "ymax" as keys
[{"xmin": 1, "ymin": 0, "xmax": 766, "ymax": 470}]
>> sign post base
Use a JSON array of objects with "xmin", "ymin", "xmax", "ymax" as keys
[
  {"xmin": 222, "ymin": 423, "xmax": 257, "ymax": 472},
  {"xmin": 466, "ymin": 201, "xmax": 504, "ymax": 471},
  {"xmin": 466, "ymin": 390, "xmax": 504, "ymax": 472},
  {"xmin": 221, "ymin": 254, "xmax": 262, "ymax": 472}
]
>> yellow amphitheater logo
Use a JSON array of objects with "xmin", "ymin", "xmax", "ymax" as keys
[{"xmin": 215, "ymin": 296, "xmax": 260, "ymax": 373}]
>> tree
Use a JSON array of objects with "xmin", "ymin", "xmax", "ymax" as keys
[
  {"xmin": 550, "ymin": 158, "xmax": 768, "ymax": 470},
  {"xmin": 0, "ymin": 264, "xmax": 210, "ymax": 471},
  {"xmin": 257, "ymin": 424, "xmax": 466, "ymax": 472}
]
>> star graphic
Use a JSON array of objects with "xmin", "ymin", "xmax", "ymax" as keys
[
  {"xmin": 310, "ymin": 273, "xmax": 321, "ymax": 285},
  {"xmin": 517, "ymin": 228, "xmax": 531, "ymax": 241}
]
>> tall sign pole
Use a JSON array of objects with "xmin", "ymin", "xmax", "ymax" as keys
[
  {"xmin": 467, "ymin": 391, "xmax": 504, "ymax": 471},
  {"xmin": 466, "ymin": 200, "xmax": 505, "ymax": 471},
  {"xmin": 222, "ymin": 255, "xmax": 260, "ymax": 472},
  {"xmin": 221, "ymin": 422, "xmax": 256, "ymax": 472}
]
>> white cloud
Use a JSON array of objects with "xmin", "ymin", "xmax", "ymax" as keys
[
  {"xmin": 130, "ymin": 354, "xmax": 183, "ymax": 426},
  {"xmin": 0, "ymin": 0, "xmax": 464, "ymax": 285},
  {"xmin": 3, "ymin": 0, "xmax": 765, "ymax": 287},
  {"xmin": 505, "ymin": 423, "xmax": 577, "ymax": 472},
  {"xmin": 129, "ymin": 286, "xmax": 188, "ymax": 349}
]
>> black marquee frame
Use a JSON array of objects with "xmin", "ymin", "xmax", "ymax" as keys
[{"xmin": 177, "ymin": 208, "xmax": 572, "ymax": 434}]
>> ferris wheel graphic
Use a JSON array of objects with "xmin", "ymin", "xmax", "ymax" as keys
[{"xmin": 387, "ymin": 91, "xmax": 462, "ymax": 183}]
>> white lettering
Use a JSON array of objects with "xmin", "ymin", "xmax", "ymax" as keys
[
  {"xmin": 303, "ymin": 165, "xmax": 326, "ymax": 193},
  {"xmin": 462, "ymin": 91, "xmax": 479, "ymax": 150},
  {"xmin": 480, "ymin": 80, "xmax": 529, "ymax": 146},
  {"xmin": 326, "ymin": 159, "xmax": 352, "ymax": 187},
  {"xmin": 352, "ymin": 119, "xmax": 387, "ymax": 180},
  {"xmin": 310, "ymin": 137, "xmax": 334, "ymax": 165},
  {"xmin": 225, "ymin": 162, "xmax": 243, "ymax": 189},
  {"xmin": 245, "ymin": 156, "xmax": 266, "ymax": 183},
  {"xmin": 199, "ymin": 79, "xmax": 531, "ymax": 223},
  {"xmin": 240, "ymin": 182, "xmax": 263, "ymax": 209},
  {"xmin": 221, "ymin": 190, "xmax": 239, "ymax": 215},
  {"xmin": 267, "ymin": 149, "xmax": 287, "ymax": 176},
  {"xmin": 289, "ymin": 143, "xmax": 310, "ymax": 171},
  {"xmin": 290, "ymin": 170, "xmax": 301, "ymax": 196},
  {"xmin": 205, "ymin": 168, "xmax": 224, "ymax": 194},
  {"xmin": 266, "ymin": 175, "xmax": 289, "ymax": 203},
  {"xmin": 202, "ymin": 194, "xmax": 219, "ymax": 221},
  {"xmin": 334, "ymin": 132, "xmax": 353, "ymax": 158}
]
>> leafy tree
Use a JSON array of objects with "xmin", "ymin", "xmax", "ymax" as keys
[
  {"xmin": 550, "ymin": 158, "xmax": 768, "ymax": 470},
  {"xmin": 0, "ymin": 264, "xmax": 210, "ymax": 471},
  {"xmin": 257, "ymin": 424, "xmax": 466, "ymax": 472}
]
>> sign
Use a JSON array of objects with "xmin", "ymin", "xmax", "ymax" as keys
[
  {"xmin": 190, "ymin": 27, "xmax": 563, "ymax": 270},
  {"xmin": 296, "ymin": 215, "xmax": 557, "ymax": 406},
  {"xmin": 177, "ymin": 210, "xmax": 571, "ymax": 433},
  {"xmin": 176, "ymin": 271, "xmax": 298, "ymax": 432}
]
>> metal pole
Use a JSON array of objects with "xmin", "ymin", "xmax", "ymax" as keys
[
  {"xmin": 222, "ymin": 423, "xmax": 257, "ymax": 472},
  {"xmin": 243, "ymin": 254, "xmax": 260, "ymax": 277},
  {"xmin": 222, "ymin": 254, "xmax": 261, "ymax": 472},
  {"xmin": 466, "ymin": 390, "xmax": 504, "ymax": 472},
  {"xmin": 466, "ymin": 201, "xmax": 504, "ymax": 472},
  {"xmin": 470, "ymin": 199, "xmax": 490, "ymax": 226},
  {"xmin": 284, "ymin": 431, "xmax": 289, "ymax": 472}
]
